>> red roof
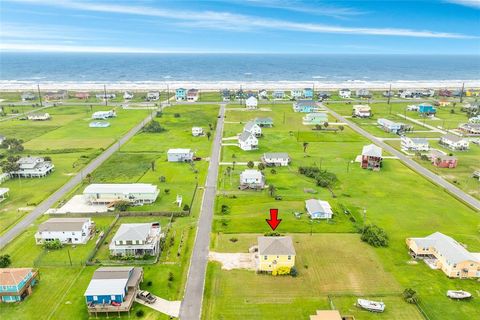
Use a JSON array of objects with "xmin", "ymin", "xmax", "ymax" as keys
[{"xmin": 0, "ymin": 268, "xmax": 33, "ymax": 286}]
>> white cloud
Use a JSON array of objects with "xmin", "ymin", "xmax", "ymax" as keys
[
  {"xmin": 4, "ymin": 0, "xmax": 475, "ymax": 39},
  {"xmin": 444, "ymin": 0, "xmax": 480, "ymax": 9}
]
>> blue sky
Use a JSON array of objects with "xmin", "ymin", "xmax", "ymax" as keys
[{"xmin": 0, "ymin": 0, "xmax": 479, "ymax": 54}]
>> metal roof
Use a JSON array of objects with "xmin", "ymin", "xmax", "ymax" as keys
[
  {"xmin": 362, "ymin": 144, "xmax": 382, "ymax": 157},
  {"xmin": 83, "ymin": 183, "xmax": 158, "ymax": 194},
  {"xmin": 38, "ymin": 218, "xmax": 90, "ymax": 232},
  {"xmin": 112, "ymin": 223, "xmax": 153, "ymax": 242}
]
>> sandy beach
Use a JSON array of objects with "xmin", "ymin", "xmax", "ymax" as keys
[{"xmin": 0, "ymin": 80, "xmax": 479, "ymax": 91}]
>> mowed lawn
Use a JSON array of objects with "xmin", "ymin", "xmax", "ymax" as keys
[
  {"xmin": 210, "ymin": 102, "xmax": 480, "ymax": 319},
  {"xmin": 203, "ymin": 233, "xmax": 423, "ymax": 320},
  {"xmin": 385, "ymin": 139, "xmax": 480, "ymax": 200},
  {"xmin": 22, "ymin": 106, "xmax": 150, "ymax": 150}
]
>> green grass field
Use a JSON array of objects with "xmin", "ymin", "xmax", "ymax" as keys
[
  {"xmin": 203, "ymin": 233, "xmax": 423, "ymax": 319},
  {"xmin": 203, "ymin": 101, "xmax": 480, "ymax": 319}
]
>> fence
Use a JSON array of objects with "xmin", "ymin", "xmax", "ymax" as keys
[{"xmin": 85, "ymin": 214, "xmax": 120, "ymax": 265}]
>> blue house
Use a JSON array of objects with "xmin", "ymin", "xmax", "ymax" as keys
[
  {"xmin": 293, "ymin": 100, "xmax": 318, "ymax": 113},
  {"xmin": 418, "ymin": 103, "xmax": 436, "ymax": 115},
  {"xmin": 303, "ymin": 88, "xmax": 314, "ymax": 99},
  {"xmin": 84, "ymin": 267, "xmax": 143, "ymax": 312},
  {"xmin": 175, "ymin": 88, "xmax": 187, "ymax": 101},
  {"xmin": 0, "ymin": 268, "xmax": 38, "ymax": 303},
  {"xmin": 377, "ymin": 118, "xmax": 404, "ymax": 134},
  {"xmin": 305, "ymin": 199, "xmax": 333, "ymax": 219}
]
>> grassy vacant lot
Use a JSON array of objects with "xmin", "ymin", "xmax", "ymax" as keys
[
  {"xmin": 385, "ymin": 139, "xmax": 480, "ymax": 200},
  {"xmin": 59, "ymin": 104, "xmax": 219, "ymax": 212},
  {"xmin": 203, "ymin": 233, "xmax": 423, "ymax": 320},
  {"xmin": 0, "ymin": 151, "xmax": 99, "ymax": 234},
  {"xmin": 207, "ymin": 101, "xmax": 480, "ymax": 319}
]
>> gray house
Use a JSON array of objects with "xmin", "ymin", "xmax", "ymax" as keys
[
  {"xmin": 109, "ymin": 223, "xmax": 162, "ymax": 257},
  {"xmin": 11, "ymin": 156, "xmax": 54, "ymax": 178}
]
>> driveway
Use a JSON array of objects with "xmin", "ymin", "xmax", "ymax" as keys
[
  {"xmin": 135, "ymin": 295, "xmax": 181, "ymax": 318},
  {"xmin": 208, "ymin": 252, "xmax": 256, "ymax": 270}
]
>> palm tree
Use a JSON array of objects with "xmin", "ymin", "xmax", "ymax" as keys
[
  {"xmin": 303, "ymin": 142, "xmax": 309, "ymax": 153},
  {"xmin": 268, "ymin": 184, "xmax": 276, "ymax": 197},
  {"xmin": 206, "ymin": 131, "xmax": 212, "ymax": 140}
]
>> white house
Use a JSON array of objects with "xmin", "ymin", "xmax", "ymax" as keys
[
  {"xmin": 167, "ymin": 148, "xmax": 194, "ymax": 162},
  {"xmin": 439, "ymin": 134, "xmax": 469, "ymax": 151},
  {"xmin": 238, "ymin": 131, "xmax": 258, "ymax": 151},
  {"xmin": 262, "ymin": 153, "xmax": 290, "ymax": 166},
  {"xmin": 244, "ymin": 121, "xmax": 262, "ymax": 137},
  {"xmin": 0, "ymin": 188, "xmax": 9, "ymax": 202},
  {"xmin": 27, "ymin": 113, "xmax": 50, "ymax": 121},
  {"xmin": 240, "ymin": 169, "xmax": 265, "ymax": 189},
  {"xmin": 339, "ymin": 89, "xmax": 351, "ymax": 99},
  {"xmin": 83, "ymin": 183, "xmax": 159, "ymax": 205},
  {"xmin": 258, "ymin": 89, "xmax": 268, "ymax": 99},
  {"xmin": 10, "ymin": 156, "xmax": 54, "ymax": 178},
  {"xmin": 352, "ymin": 105, "xmax": 371, "ymax": 118},
  {"xmin": 123, "ymin": 91, "xmax": 134, "ymax": 100},
  {"xmin": 92, "ymin": 110, "xmax": 116, "ymax": 120},
  {"xmin": 305, "ymin": 199, "xmax": 333, "ymax": 219},
  {"xmin": 401, "ymin": 136, "xmax": 429, "ymax": 151},
  {"xmin": 109, "ymin": 222, "xmax": 161, "ymax": 257},
  {"xmin": 290, "ymin": 89, "xmax": 303, "ymax": 99},
  {"xmin": 191, "ymin": 127, "xmax": 204, "ymax": 137},
  {"xmin": 246, "ymin": 96, "xmax": 258, "ymax": 109},
  {"xmin": 147, "ymin": 91, "xmax": 160, "ymax": 101},
  {"xmin": 35, "ymin": 218, "xmax": 94, "ymax": 245}
]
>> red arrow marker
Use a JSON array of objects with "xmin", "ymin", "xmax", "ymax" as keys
[{"xmin": 266, "ymin": 209, "xmax": 282, "ymax": 231}]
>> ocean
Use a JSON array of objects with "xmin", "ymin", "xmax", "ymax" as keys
[{"xmin": 0, "ymin": 53, "xmax": 479, "ymax": 84}]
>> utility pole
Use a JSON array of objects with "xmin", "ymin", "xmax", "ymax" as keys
[
  {"xmin": 362, "ymin": 208, "xmax": 367, "ymax": 231},
  {"xmin": 387, "ymin": 83, "xmax": 392, "ymax": 107},
  {"xmin": 167, "ymin": 84, "xmax": 170, "ymax": 105},
  {"xmin": 460, "ymin": 82, "xmax": 465, "ymax": 103},
  {"xmin": 37, "ymin": 84, "xmax": 43, "ymax": 108},
  {"xmin": 103, "ymin": 84, "xmax": 108, "ymax": 107},
  {"xmin": 67, "ymin": 248, "xmax": 72, "ymax": 266}
]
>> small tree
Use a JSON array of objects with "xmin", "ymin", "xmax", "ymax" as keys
[
  {"xmin": 174, "ymin": 113, "xmax": 181, "ymax": 118},
  {"xmin": 361, "ymin": 224, "xmax": 389, "ymax": 247},
  {"xmin": 136, "ymin": 310, "xmax": 144, "ymax": 318},
  {"xmin": 0, "ymin": 254, "xmax": 11, "ymax": 268},
  {"xmin": 314, "ymin": 124, "xmax": 322, "ymax": 131},
  {"xmin": 247, "ymin": 161, "xmax": 254, "ymax": 168},
  {"xmin": 270, "ymin": 168, "xmax": 277, "ymax": 174},
  {"xmin": 268, "ymin": 184, "xmax": 276, "ymax": 197},
  {"xmin": 257, "ymin": 162, "xmax": 265, "ymax": 171},
  {"xmin": 168, "ymin": 272, "xmax": 174, "ymax": 282},
  {"xmin": 159, "ymin": 176, "xmax": 166, "ymax": 183},
  {"xmin": 323, "ymin": 122, "xmax": 329, "ymax": 129},
  {"xmin": 44, "ymin": 239, "xmax": 63, "ymax": 250},
  {"xmin": 403, "ymin": 288, "xmax": 419, "ymax": 304},
  {"xmin": 164, "ymin": 188, "xmax": 170, "ymax": 194},
  {"xmin": 143, "ymin": 120, "xmax": 165, "ymax": 133},
  {"xmin": 303, "ymin": 142, "xmax": 309, "ymax": 153},
  {"xmin": 338, "ymin": 125, "xmax": 344, "ymax": 132},
  {"xmin": 183, "ymin": 204, "xmax": 190, "ymax": 212},
  {"xmin": 114, "ymin": 200, "xmax": 130, "ymax": 212},
  {"xmin": 206, "ymin": 131, "xmax": 212, "ymax": 140}
]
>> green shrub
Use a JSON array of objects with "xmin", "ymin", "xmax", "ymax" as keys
[
  {"xmin": 360, "ymin": 224, "xmax": 389, "ymax": 247},
  {"xmin": 44, "ymin": 239, "xmax": 63, "ymax": 250},
  {"xmin": 0, "ymin": 254, "xmax": 11, "ymax": 268},
  {"xmin": 136, "ymin": 310, "xmax": 144, "ymax": 317},
  {"xmin": 403, "ymin": 288, "xmax": 419, "ymax": 304},
  {"xmin": 143, "ymin": 120, "xmax": 165, "ymax": 133},
  {"xmin": 290, "ymin": 266, "xmax": 298, "ymax": 277}
]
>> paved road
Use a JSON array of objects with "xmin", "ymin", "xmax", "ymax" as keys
[
  {"xmin": 325, "ymin": 106, "xmax": 480, "ymax": 212},
  {"xmin": 0, "ymin": 110, "xmax": 156, "ymax": 249},
  {"xmin": 179, "ymin": 103, "xmax": 225, "ymax": 320}
]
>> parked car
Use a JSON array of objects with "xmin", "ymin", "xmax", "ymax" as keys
[{"xmin": 137, "ymin": 290, "xmax": 157, "ymax": 304}]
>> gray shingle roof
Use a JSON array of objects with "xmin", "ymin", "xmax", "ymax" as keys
[
  {"xmin": 38, "ymin": 218, "xmax": 90, "ymax": 232},
  {"xmin": 92, "ymin": 267, "xmax": 133, "ymax": 279},
  {"xmin": 244, "ymin": 121, "xmax": 258, "ymax": 132},
  {"xmin": 112, "ymin": 223, "xmax": 152, "ymax": 242},
  {"xmin": 258, "ymin": 236, "xmax": 296, "ymax": 256},
  {"xmin": 238, "ymin": 131, "xmax": 253, "ymax": 142},
  {"xmin": 362, "ymin": 144, "xmax": 382, "ymax": 157},
  {"xmin": 441, "ymin": 134, "xmax": 464, "ymax": 143},
  {"xmin": 263, "ymin": 152, "xmax": 289, "ymax": 159}
]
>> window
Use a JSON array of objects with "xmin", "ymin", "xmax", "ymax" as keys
[
  {"xmin": 288, "ymin": 256, "xmax": 291, "ymax": 260},
  {"xmin": 93, "ymin": 296, "xmax": 98, "ymax": 301},
  {"xmin": 111, "ymin": 295, "xmax": 115, "ymax": 300},
  {"xmin": 264, "ymin": 256, "xmax": 267, "ymax": 260}
]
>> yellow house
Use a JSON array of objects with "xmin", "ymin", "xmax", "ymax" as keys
[
  {"xmin": 257, "ymin": 236, "xmax": 296, "ymax": 272},
  {"xmin": 406, "ymin": 232, "xmax": 480, "ymax": 278}
]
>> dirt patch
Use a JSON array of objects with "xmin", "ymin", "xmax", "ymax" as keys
[{"xmin": 208, "ymin": 251, "xmax": 256, "ymax": 270}]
